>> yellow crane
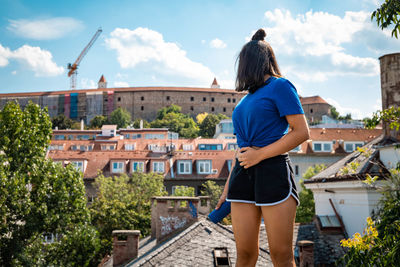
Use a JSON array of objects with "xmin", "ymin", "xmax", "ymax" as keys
[{"xmin": 67, "ymin": 27, "xmax": 102, "ymax": 90}]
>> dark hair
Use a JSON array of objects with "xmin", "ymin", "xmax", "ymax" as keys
[{"xmin": 235, "ymin": 29, "xmax": 282, "ymax": 93}]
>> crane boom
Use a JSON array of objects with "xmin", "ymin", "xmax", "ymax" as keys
[{"xmin": 68, "ymin": 27, "xmax": 102, "ymax": 89}]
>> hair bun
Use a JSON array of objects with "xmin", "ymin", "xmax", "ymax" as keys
[{"xmin": 251, "ymin": 29, "xmax": 266, "ymax": 41}]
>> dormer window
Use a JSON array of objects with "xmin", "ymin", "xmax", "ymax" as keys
[
  {"xmin": 132, "ymin": 161, "xmax": 144, "ymax": 173},
  {"xmin": 152, "ymin": 161, "xmax": 165, "ymax": 173},
  {"xmin": 71, "ymin": 161, "xmax": 84, "ymax": 172},
  {"xmin": 177, "ymin": 160, "xmax": 192, "ymax": 174},
  {"xmin": 344, "ymin": 142, "xmax": 364, "ymax": 152},
  {"xmin": 197, "ymin": 160, "xmax": 212, "ymax": 174},
  {"xmin": 313, "ymin": 142, "xmax": 332, "ymax": 152},
  {"xmin": 199, "ymin": 144, "xmax": 223, "ymax": 150},
  {"xmin": 183, "ymin": 144, "xmax": 193, "ymax": 151},
  {"xmin": 112, "ymin": 162, "xmax": 124, "ymax": 173},
  {"xmin": 101, "ymin": 144, "xmax": 116, "ymax": 151},
  {"xmin": 125, "ymin": 144, "xmax": 135, "ymax": 151}
]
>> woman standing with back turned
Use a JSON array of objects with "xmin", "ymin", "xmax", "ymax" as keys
[{"xmin": 216, "ymin": 29, "xmax": 310, "ymax": 267}]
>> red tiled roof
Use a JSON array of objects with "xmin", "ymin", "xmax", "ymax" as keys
[
  {"xmin": 300, "ymin": 95, "xmax": 329, "ymax": 105},
  {"xmin": 212, "ymin": 78, "xmax": 219, "ymax": 86},
  {"xmin": 98, "ymin": 75, "xmax": 106, "ymax": 83}
]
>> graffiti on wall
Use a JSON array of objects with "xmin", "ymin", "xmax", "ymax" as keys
[{"xmin": 159, "ymin": 216, "xmax": 187, "ymax": 236}]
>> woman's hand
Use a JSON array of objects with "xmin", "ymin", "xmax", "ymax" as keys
[
  {"xmin": 238, "ymin": 146, "xmax": 263, "ymax": 169},
  {"xmin": 215, "ymin": 192, "xmax": 227, "ymax": 210}
]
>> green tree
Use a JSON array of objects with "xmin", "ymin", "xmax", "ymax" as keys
[
  {"xmin": 132, "ymin": 118, "xmax": 151, "ymax": 129},
  {"xmin": 196, "ymin": 112, "xmax": 208, "ymax": 124},
  {"xmin": 151, "ymin": 105, "xmax": 199, "ymax": 138},
  {"xmin": 89, "ymin": 115, "xmax": 107, "ymax": 129},
  {"xmin": 51, "ymin": 114, "xmax": 74, "ymax": 129},
  {"xmin": 109, "ymin": 107, "xmax": 131, "ymax": 129},
  {"xmin": 172, "ymin": 185, "xmax": 195, "ymax": 197},
  {"xmin": 372, "ymin": 0, "xmax": 400, "ymax": 38},
  {"xmin": 339, "ymin": 169, "xmax": 400, "ymax": 265},
  {"xmin": 200, "ymin": 180, "xmax": 223, "ymax": 210},
  {"xmin": 199, "ymin": 113, "xmax": 228, "ymax": 138},
  {"xmin": 0, "ymin": 101, "xmax": 100, "ymax": 266},
  {"xmin": 330, "ymin": 106, "xmax": 339, "ymax": 120},
  {"xmin": 89, "ymin": 172, "xmax": 167, "ymax": 256},
  {"xmin": 295, "ymin": 164, "xmax": 326, "ymax": 223}
]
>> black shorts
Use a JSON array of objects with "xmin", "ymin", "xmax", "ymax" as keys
[{"xmin": 226, "ymin": 154, "xmax": 300, "ymax": 206}]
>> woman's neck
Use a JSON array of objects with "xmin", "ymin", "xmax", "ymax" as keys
[{"xmin": 264, "ymin": 74, "xmax": 271, "ymax": 82}]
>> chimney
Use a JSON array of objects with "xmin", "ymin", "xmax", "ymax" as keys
[
  {"xmin": 151, "ymin": 196, "xmax": 200, "ymax": 243},
  {"xmin": 297, "ymin": 240, "xmax": 314, "ymax": 267},
  {"xmin": 112, "ymin": 230, "xmax": 140, "ymax": 266},
  {"xmin": 379, "ymin": 53, "xmax": 400, "ymax": 140}
]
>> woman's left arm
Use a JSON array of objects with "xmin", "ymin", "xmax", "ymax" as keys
[{"xmin": 238, "ymin": 114, "xmax": 310, "ymax": 169}]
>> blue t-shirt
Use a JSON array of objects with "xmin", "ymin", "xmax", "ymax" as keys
[{"xmin": 232, "ymin": 77, "xmax": 304, "ymax": 148}]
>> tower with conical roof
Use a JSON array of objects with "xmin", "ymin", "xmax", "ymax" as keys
[
  {"xmin": 98, "ymin": 75, "xmax": 107, "ymax": 88},
  {"xmin": 210, "ymin": 77, "xmax": 220, "ymax": 88}
]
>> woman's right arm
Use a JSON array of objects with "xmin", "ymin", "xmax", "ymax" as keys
[{"xmin": 215, "ymin": 148, "xmax": 238, "ymax": 209}]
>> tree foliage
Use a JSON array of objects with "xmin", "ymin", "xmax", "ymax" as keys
[
  {"xmin": 51, "ymin": 114, "xmax": 74, "ymax": 129},
  {"xmin": 200, "ymin": 180, "xmax": 223, "ymax": 210},
  {"xmin": 172, "ymin": 185, "xmax": 195, "ymax": 197},
  {"xmin": 372, "ymin": 0, "xmax": 400, "ymax": 38},
  {"xmin": 365, "ymin": 106, "xmax": 400, "ymax": 130},
  {"xmin": 295, "ymin": 164, "xmax": 326, "ymax": 223},
  {"xmin": 109, "ymin": 107, "xmax": 131, "ymax": 129},
  {"xmin": 0, "ymin": 101, "xmax": 99, "ymax": 266},
  {"xmin": 199, "ymin": 113, "xmax": 228, "ymax": 138},
  {"xmin": 196, "ymin": 112, "xmax": 208, "ymax": 124},
  {"xmin": 330, "ymin": 106, "xmax": 340, "ymax": 120},
  {"xmin": 89, "ymin": 115, "xmax": 107, "ymax": 129},
  {"xmin": 339, "ymin": 169, "xmax": 400, "ymax": 266},
  {"xmin": 150, "ymin": 105, "xmax": 199, "ymax": 138},
  {"xmin": 132, "ymin": 118, "xmax": 151, "ymax": 129},
  {"xmin": 89, "ymin": 173, "xmax": 167, "ymax": 256}
]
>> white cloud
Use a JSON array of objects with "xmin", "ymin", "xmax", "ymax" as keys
[
  {"xmin": 8, "ymin": 17, "xmax": 84, "ymax": 40},
  {"xmin": 218, "ymin": 79, "xmax": 235, "ymax": 89},
  {"xmin": 105, "ymin": 27, "xmax": 214, "ymax": 85},
  {"xmin": 0, "ymin": 43, "xmax": 64, "ymax": 76},
  {"xmin": 201, "ymin": 40, "xmax": 206, "ymax": 44},
  {"xmin": 210, "ymin": 38, "xmax": 227, "ymax": 49},
  {"xmin": 326, "ymin": 97, "xmax": 364, "ymax": 119},
  {"xmin": 11, "ymin": 70, "xmax": 16, "ymax": 75},
  {"xmin": 114, "ymin": 81, "xmax": 129, "ymax": 87},
  {"xmin": 80, "ymin": 78, "xmax": 96, "ymax": 89},
  {"xmin": 263, "ymin": 9, "xmax": 381, "ymax": 79}
]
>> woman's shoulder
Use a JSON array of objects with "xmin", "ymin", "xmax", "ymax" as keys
[{"xmin": 272, "ymin": 77, "xmax": 296, "ymax": 89}]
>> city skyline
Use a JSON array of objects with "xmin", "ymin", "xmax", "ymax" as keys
[{"xmin": 0, "ymin": 0, "xmax": 399, "ymax": 119}]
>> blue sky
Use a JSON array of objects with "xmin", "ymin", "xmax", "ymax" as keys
[{"xmin": 0, "ymin": 0, "xmax": 398, "ymax": 119}]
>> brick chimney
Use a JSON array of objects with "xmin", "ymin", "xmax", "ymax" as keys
[
  {"xmin": 297, "ymin": 240, "xmax": 314, "ymax": 267},
  {"xmin": 112, "ymin": 230, "xmax": 140, "ymax": 267},
  {"xmin": 379, "ymin": 53, "xmax": 400, "ymax": 140},
  {"xmin": 151, "ymin": 196, "xmax": 202, "ymax": 244}
]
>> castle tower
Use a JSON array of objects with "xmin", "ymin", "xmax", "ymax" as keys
[
  {"xmin": 98, "ymin": 75, "xmax": 107, "ymax": 89},
  {"xmin": 379, "ymin": 53, "xmax": 400, "ymax": 139},
  {"xmin": 211, "ymin": 77, "xmax": 220, "ymax": 88}
]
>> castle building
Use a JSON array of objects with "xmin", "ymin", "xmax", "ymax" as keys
[{"xmin": 0, "ymin": 76, "xmax": 331, "ymax": 124}]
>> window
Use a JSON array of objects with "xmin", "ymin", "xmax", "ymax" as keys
[
  {"xmin": 227, "ymin": 98, "xmax": 231, "ymax": 103},
  {"xmin": 131, "ymin": 133, "xmax": 142, "ymax": 139},
  {"xmin": 145, "ymin": 133, "xmax": 165, "ymax": 139},
  {"xmin": 48, "ymin": 145, "xmax": 63, "ymax": 150},
  {"xmin": 310, "ymin": 108, "xmax": 313, "ymax": 113},
  {"xmin": 190, "ymin": 96, "xmax": 194, "ymax": 101},
  {"xmin": 141, "ymin": 96, "xmax": 144, "ymax": 101},
  {"xmin": 233, "ymin": 98, "xmax": 236, "ymax": 103},
  {"xmin": 124, "ymin": 133, "xmax": 130, "ymax": 139},
  {"xmin": 197, "ymin": 160, "xmax": 212, "ymax": 174},
  {"xmin": 101, "ymin": 144, "xmax": 116, "ymax": 150},
  {"xmin": 112, "ymin": 162, "xmax": 124, "ymax": 173},
  {"xmin": 72, "ymin": 161, "xmax": 84, "ymax": 172},
  {"xmin": 313, "ymin": 142, "xmax": 332, "ymax": 152},
  {"xmin": 203, "ymin": 97, "xmax": 206, "ymax": 101},
  {"xmin": 166, "ymin": 96, "xmax": 170, "ymax": 101},
  {"xmin": 76, "ymin": 135, "xmax": 90, "ymax": 140},
  {"xmin": 71, "ymin": 145, "xmax": 78, "ymax": 151},
  {"xmin": 295, "ymin": 165, "xmax": 299, "ymax": 176},
  {"xmin": 132, "ymin": 161, "xmax": 144, "ymax": 172},
  {"xmin": 227, "ymin": 143, "xmax": 238, "ymax": 150},
  {"xmin": 183, "ymin": 144, "xmax": 193, "ymax": 151},
  {"xmin": 211, "ymin": 107, "xmax": 215, "ymax": 112},
  {"xmin": 344, "ymin": 142, "xmax": 364, "ymax": 152},
  {"xmin": 291, "ymin": 145, "xmax": 301, "ymax": 152},
  {"xmin": 68, "ymin": 135, "xmax": 74, "ymax": 140},
  {"xmin": 190, "ymin": 106, "xmax": 194, "ymax": 111},
  {"xmin": 227, "ymin": 160, "xmax": 233, "ymax": 172},
  {"xmin": 153, "ymin": 161, "xmax": 165, "ymax": 173},
  {"xmin": 118, "ymin": 97, "xmax": 121, "ymax": 102},
  {"xmin": 178, "ymin": 160, "xmax": 192, "ymax": 174},
  {"xmin": 125, "ymin": 144, "xmax": 135, "ymax": 150},
  {"xmin": 141, "ymin": 106, "xmax": 144, "ymax": 111},
  {"xmin": 199, "ymin": 144, "xmax": 223, "ymax": 150},
  {"xmin": 211, "ymin": 97, "xmax": 215, "ymax": 102},
  {"xmin": 54, "ymin": 135, "xmax": 65, "ymax": 140},
  {"xmin": 223, "ymin": 107, "xmax": 226, "ymax": 112}
]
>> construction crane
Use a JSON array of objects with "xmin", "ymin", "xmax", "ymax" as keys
[{"xmin": 67, "ymin": 27, "xmax": 102, "ymax": 90}]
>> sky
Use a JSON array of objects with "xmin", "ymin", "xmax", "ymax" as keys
[{"xmin": 0, "ymin": 0, "xmax": 398, "ymax": 119}]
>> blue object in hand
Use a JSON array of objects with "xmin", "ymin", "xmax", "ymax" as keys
[{"xmin": 208, "ymin": 201, "xmax": 231, "ymax": 223}]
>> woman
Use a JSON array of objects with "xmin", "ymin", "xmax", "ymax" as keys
[{"xmin": 216, "ymin": 29, "xmax": 310, "ymax": 267}]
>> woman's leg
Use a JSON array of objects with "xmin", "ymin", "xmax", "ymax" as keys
[
  {"xmin": 231, "ymin": 202, "xmax": 262, "ymax": 267},
  {"xmin": 260, "ymin": 196, "xmax": 297, "ymax": 267}
]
